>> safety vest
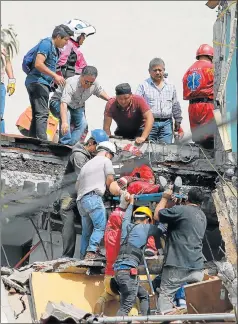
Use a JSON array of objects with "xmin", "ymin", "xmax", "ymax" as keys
[{"xmin": 16, "ymin": 106, "xmax": 59, "ymax": 141}]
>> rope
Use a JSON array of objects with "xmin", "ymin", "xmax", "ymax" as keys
[{"xmin": 217, "ymin": 1, "xmax": 237, "ymax": 21}]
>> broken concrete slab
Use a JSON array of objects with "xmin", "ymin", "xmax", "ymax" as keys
[
  {"xmin": 1, "ymin": 276, "xmax": 27, "ymax": 294},
  {"xmin": 1, "ymin": 267, "xmax": 14, "ymax": 276},
  {"xmin": 1, "ymin": 278, "xmax": 15, "ymax": 323},
  {"xmin": 8, "ymin": 268, "xmax": 34, "ymax": 285}
]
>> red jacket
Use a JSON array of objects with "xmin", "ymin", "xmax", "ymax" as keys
[
  {"xmin": 183, "ymin": 60, "xmax": 214, "ymax": 100},
  {"xmin": 104, "ymin": 208, "xmax": 125, "ymax": 276}
]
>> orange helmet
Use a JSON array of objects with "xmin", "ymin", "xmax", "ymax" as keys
[{"xmin": 196, "ymin": 44, "xmax": 214, "ymax": 60}]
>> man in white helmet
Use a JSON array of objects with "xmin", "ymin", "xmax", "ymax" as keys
[{"xmin": 76, "ymin": 141, "xmax": 130, "ymax": 260}]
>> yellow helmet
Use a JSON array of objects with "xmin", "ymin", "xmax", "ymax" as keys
[{"xmin": 133, "ymin": 206, "xmax": 152, "ymax": 220}]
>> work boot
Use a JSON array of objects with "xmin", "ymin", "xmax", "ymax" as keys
[
  {"xmin": 84, "ymin": 251, "xmax": 105, "ymax": 260},
  {"xmin": 144, "ymin": 248, "xmax": 157, "ymax": 257},
  {"xmin": 158, "ymin": 176, "xmax": 167, "ymax": 191},
  {"xmin": 173, "ymin": 176, "xmax": 182, "ymax": 194}
]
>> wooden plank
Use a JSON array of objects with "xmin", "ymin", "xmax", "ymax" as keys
[{"xmin": 185, "ymin": 278, "xmax": 233, "ymax": 314}]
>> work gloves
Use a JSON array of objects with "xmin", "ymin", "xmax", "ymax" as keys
[
  {"xmin": 174, "ymin": 121, "xmax": 181, "ymax": 132},
  {"xmin": 7, "ymin": 78, "xmax": 16, "ymax": 96}
]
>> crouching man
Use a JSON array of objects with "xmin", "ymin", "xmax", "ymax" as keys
[
  {"xmin": 113, "ymin": 195, "xmax": 163, "ymax": 316},
  {"xmin": 154, "ymin": 188, "xmax": 207, "ymax": 313}
]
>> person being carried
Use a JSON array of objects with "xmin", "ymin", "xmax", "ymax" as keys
[
  {"xmin": 50, "ymin": 65, "xmax": 110, "ymax": 145},
  {"xmin": 76, "ymin": 141, "xmax": 129, "ymax": 260},
  {"xmin": 154, "ymin": 187, "xmax": 207, "ymax": 313},
  {"xmin": 59, "ymin": 129, "xmax": 109, "ymax": 258},
  {"xmin": 103, "ymin": 83, "xmax": 154, "ymax": 144},
  {"xmin": 113, "ymin": 195, "xmax": 164, "ymax": 316}
]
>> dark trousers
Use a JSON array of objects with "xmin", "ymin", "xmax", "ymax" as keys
[
  {"xmin": 60, "ymin": 195, "xmax": 77, "ymax": 258},
  {"xmin": 26, "ymin": 83, "xmax": 50, "ymax": 140},
  {"xmin": 115, "ymin": 271, "xmax": 149, "ymax": 316}
]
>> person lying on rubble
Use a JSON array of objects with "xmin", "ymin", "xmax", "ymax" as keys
[
  {"xmin": 103, "ymin": 83, "xmax": 154, "ymax": 144},
  {"xmin": 110, "ymin": 164, "xmax": 168, "ymax": 258},
  {"xmin": 113, "ymin": 194, "xmax": 165, "ymax": 316},
  {"xmin": 76, "ymin": 141, "xmax": 130, "ymax": 260},
  {"xmin": 60, "ymin": 129, "xmax": 109, "ymax": 258},
  {"xmin": 94, "ymin": 193, "xmax": 141, "ymax": 316},
  {"xmin": 50, "ymin": 65, "xmax": 110, "ymax": 146},
  {"xmin": 154, "ymin": 187, "xmax": 207, "ymax": 313},
  {"xmin": 136, "ymin": 58, "xmax": 182, "ymax": 144},
  {"xmin": 182, "ymin": 44, "xmax": 215, "ymax": 149}
]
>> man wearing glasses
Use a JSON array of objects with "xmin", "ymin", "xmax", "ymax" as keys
[
  {"xmin": 136, "ymin": 58, "xmax": 182, "ymax": 144},
  {"xmin": 50, "ymin": 65, "xmax": 110, "ymax": 145}
]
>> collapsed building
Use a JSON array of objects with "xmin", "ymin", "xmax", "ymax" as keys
[{"xmin": 1, "ymin": 0, "xmax": 237, "ymax": 323}]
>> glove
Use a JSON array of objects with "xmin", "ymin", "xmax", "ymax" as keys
[
  {"xmin": 7, "ymin": 78, "xmax": 16, "ymax": 96},
  {"xmin": 158, "ymin": 222, "xmax": 168, "ymax": 233},
  {"xmin": 174, "ymin": 121, "xmax": 181, "ymax": 132}
]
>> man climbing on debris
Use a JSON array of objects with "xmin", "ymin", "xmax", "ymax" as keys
[
  {"xmin": 103, "ymin": 83, "xmax": 154, "ymax": 144},
  {"xmin": 50, "ymin": 66, "xmax": 110, "ymax": 145},
  {"xmin": 60, "ymin": 129, "xmax": 109, "ymax": 258},
  {"xmin": 24, "ymin": 24, "xmax": 74, "ymax": 141},
  {"xmin": 154, "ymin": 187, "xmax": 207, "ymax": 313},
  {"xmin": 113, "ymin": 195, "xmax": 164, "ymax": 316},
  {"xmin": 76, "ymin": 141, "xmax": 129, "ymax": 260},
  {"xmin": 183, "ymin": 44, "xmax": 214, "ymax": 149},
  {"xmin": 136, "ymin": 58, "xmax": 182, "ymax": 144}
]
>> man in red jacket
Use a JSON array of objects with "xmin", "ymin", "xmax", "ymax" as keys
[{"xmin": 183, "ymin": 44, "xmax": 214, "ymax": 149}]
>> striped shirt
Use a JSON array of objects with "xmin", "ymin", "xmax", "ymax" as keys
[{"xmin": 136, "ymin": 78, "xmax": 182, "ymax": 122}]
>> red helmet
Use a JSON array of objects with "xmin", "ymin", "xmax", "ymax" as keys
[{"xmin": 196, "ymin": 44, "xmax": 214, "ymax": 59}]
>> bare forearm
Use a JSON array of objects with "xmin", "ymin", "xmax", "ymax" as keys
[
  {"xmin": 99, "ymin": 91, "xmax": 110, "ymax": 101},
  {"xmin": 5, "ymin": 60, "xmax": 14, "ymax": 79},
  {"xmin": 109, "ymin": 181, "xmax": 123, "ymax": 196},
  {"xmin": 60, "ymin": 103, "xmax": 68, "ymax": 123},
  {"xmin": 154, "ymin": 197, "xmax": 168, "ymax": 221},
  {"xmin": 103, "ymin": 117, "xmax": 112, "ymax": 136},
  {"xmin": 35, "ymin": 61, "xmax": 57, "ymax": 79},
  {"xmin": 142, "ymin": 116, "xmax": 154, "ymax": 139}
]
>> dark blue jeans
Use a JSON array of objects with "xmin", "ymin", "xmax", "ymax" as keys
[
  {"xmin": 0, "ymin": 83, "xmax": 6, "ymax": 133},
  {"xmin": 149, "ymin": 118, "xmax": 173, "ymax": 144}
]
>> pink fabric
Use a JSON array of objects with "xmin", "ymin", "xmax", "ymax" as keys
[{"xmin": 57, "ymin": 39, "xmax": 87, "ymax": 74}]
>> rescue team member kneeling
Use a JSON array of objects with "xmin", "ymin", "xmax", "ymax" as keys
[
  {"xmin": 76, "ymin": 141, "xmax": 129, "ymax": 260},
  {"xmin": 113, "ymin": 195, "xmax": 163, "ymax": 316}
]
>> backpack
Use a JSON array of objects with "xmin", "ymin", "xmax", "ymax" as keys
[{"xmin": 22, "ymin": 41, "xmax": 42, "ymax": 75}]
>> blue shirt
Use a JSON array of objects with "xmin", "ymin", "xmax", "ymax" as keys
[
  {"xmin": 114, "ymin": 204, "xmax": 162, "ymax": 270},
  {"xmin": 136, "ymin": 78, "xmax": 182, "ymax": 122},
  {"xmin": 25, "ymin": 37, "xmax": 59, "ymax": 88}
]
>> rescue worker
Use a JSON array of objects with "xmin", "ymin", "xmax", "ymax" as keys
[
  {"xmin": 113, "ymin": 195, "xmax": 164, "ymax": 316},
  {"xmin": 50, "ymin": 19, "xmax": 96, "ymax": 141},
  {"xmin": 60, "ymin": 129, "xmax": 109, "ymax": 258},
  {"xmin": 154, "ymin": 187, "xmax": 207, "ymax": 313},
  {"xmin": 94, "ymin": 193, "xmax": 139, "ymax": 316},
  {"xmin": 183, "ymin": 44, "xmax": 214, "ymax": 149},
  {"xmin": 76, "ymin": 141, "xmax": 129, "ymax": 259},
  {"xmin": 56, "ymin": 19, "xmax": 96, "ymax": 79},
  {"xmin": 50, "ymin": 65, "xmax": 110, "ymax": 146},
  {"xmin": 103, "ymin": 83, "xmax": 154, "ymax": 144}
]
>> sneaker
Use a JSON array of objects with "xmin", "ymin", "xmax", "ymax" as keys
[
  {"xmin": 173, "ymin": 176, "xmax": 182, "ymax": 194},
  {"xmin": 158, "ymin": 176, "xmax": 168, "ymax": 191},
  {"xmin": 144, "ymin": 248, "xmax": 157, "ymax": 257}
]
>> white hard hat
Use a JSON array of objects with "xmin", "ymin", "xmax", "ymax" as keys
[
  {"xmin": 96, "ymin": 141, "xmax": 117, "ymax": 156},
  {"xmin": 65, "ymin": 19, "xmax": 96, "ymax": 42}
]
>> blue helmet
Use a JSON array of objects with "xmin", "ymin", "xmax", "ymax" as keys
[{"xmin": 91, "ymin": 129, "xmax": 109, "ymax": 143}]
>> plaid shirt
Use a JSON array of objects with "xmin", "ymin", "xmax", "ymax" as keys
[{"xmin": 136, "ymin": 78, "xmax": 182, "ymax": 123}]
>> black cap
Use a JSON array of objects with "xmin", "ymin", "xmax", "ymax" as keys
[{"xmin": 115, "ymin": 83, "xmax": 132, "ymax": 95}]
